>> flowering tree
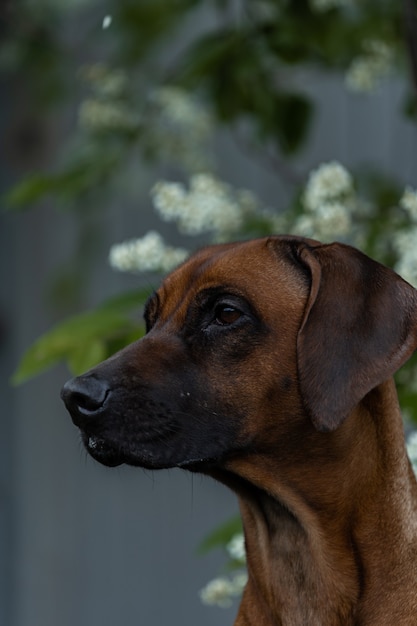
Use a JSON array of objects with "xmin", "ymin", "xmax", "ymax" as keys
[{"xmin": 4, "ymin": 0, "xmax": 417, "ymax": 609}]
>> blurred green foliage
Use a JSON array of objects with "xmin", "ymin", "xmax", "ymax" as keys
[
  {"xmin": 12, "ymin": 289, "xmax": 148, "ymax": 384},
  {"xmin": 198, "ymin": 515, "xmax": 242, "ymax": 556},
  {"xmin": 2, "ymin": 0, "xmax": 416, "ymax": 386},
  {"xmin": 4, "ymin": 0, "xmax": 417, "ymax": 597}
]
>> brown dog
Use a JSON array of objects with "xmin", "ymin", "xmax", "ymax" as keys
[{"xmin": 61, "ymin": 236, "xmax": 417, "ymax": 625}]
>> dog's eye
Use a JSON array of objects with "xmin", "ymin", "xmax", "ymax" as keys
[{"xmin": 214, "ymin": 304, "xmax": 242, "ymax": 326}]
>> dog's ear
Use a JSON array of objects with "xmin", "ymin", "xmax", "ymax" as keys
[{"xmin": 294, "ymin": 241, "xmax": 417, "ymax": 432}]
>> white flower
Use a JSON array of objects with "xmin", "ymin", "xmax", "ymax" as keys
[
  {"xmin": 407, "ymin": 432, "xmax": 417, "ymax": 477},
  {"xmin": 400, "ymin": 186, "xmax": 417, "ymax": 222},
  {"xmin": 199, "ymin": 577, "xmax": 236, "ymax": 608},
  {"xmin": 147, "ymin": 87, "xmax": 214, "ymax": 172},
  {"xmin": 227, "ymin": 534, "xmax": 246, "ymax": 563},
  {"xmin": 297, "ymin": 162, "xmax": 354, "ymax": 241},
  {"xmin": 304, "ymin": 161, "xmax": 354, "ymax": 212},
  {"xmin": 393, "ymin": 229, "xmax": 417, "ymax": 286},
  {"xmin": 393, "ymin": 189, "xmax": 417, "ymax": 286},
  {"xmin": 79, "ymin": 64, "xmax": 129, "ymax": 99},
  {"xmin": 314, "ymin": 202, "xmax": 352, "ymax": 238},
  {"xmin": 236, "ymin": 189, "xmax": 260, "ymax": 214},
  {"xmin": 233, "ymin": 572, "xmax": 248, "ymax": 595},
  {"xmin": 109, "ymin": 231, "xmax": 188, "ymax": 274},
  {"xmin": 151, "ymin": 181, "xmax": 187, "ymax": 221},
  {"xmin": 199, "ymin": 572, "xmax": 248, "ymax": 608},
  {"xmin": 79, "ymin": 99, "xmax": 138, "ymax": 132},
  {"xmin": 151, "ymin": 174, "xmax": 244, "ymax": 237},
  {"xmin": 187, "ymin": 174, "xmax": 242, "ymax": 235},
  {"xmin": 292, "ymin": 215, "xmax": 316, "ymax": 238},
  {"xmin": 231, "ymin": 571, "xmax": 248, "ymax": 595},
  {"xmin": 346, "ymin": 40, "xmax": 393, "ymax": 93},
  {"xmin": 293, "ymin": 204, "xmax": 351, "ymax": 241},
  {"xmin": 152, "ymin": 87, "xmax": 212, "ymax": 135}
]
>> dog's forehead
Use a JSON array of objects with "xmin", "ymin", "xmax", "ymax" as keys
[{"xmin": 156, "ymin": 238, "xmax": 307, "ymax": 320}]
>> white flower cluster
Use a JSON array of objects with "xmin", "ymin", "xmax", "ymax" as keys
[
  {"xmin": 79, "ymin": 99, "xmax": 139, "ymax": 132},
  {"xmin": 109, "ymin": 231, "xmax": 188, "ymax": 274},
  {"xmin": 78, "ymin": 64, "xmax": 139, "ymax": 133},
  {"xmin": 295, "ymin": 161, "xmax": 354, "ymax": 240},
  {"xmin": 401, "ymin": 186, "xmax": 417, "ymax": 221},
  {"xmin": 310, "ymin": 0, "xmax": 353, "ymax": 12},
  {"xmin": 304, "ymin": 161, "xmax": 353, "ymax": 210},
  {"xmin": 393, "ymin": 231, "xmax": 417, "ymax": 286},
  {"xmin": 393, "ymin": 187, "xmax": 417, "ymax": 286},
  {"xmin": 199, "ymin": 572, "xmax": 248, "ymax": 608},
  {"xmin": 151, "ymin": 87, "xmax": 212, "ymax": 137},
  {"xmin": 80, "ymin": 63, "xmax": 129, "ymax": 100},
  {"xmin": 147, "ymin": 87, "xmax": 214, "ymax": 172},
  {"xmin": 151, "ymin": 174, "xmax": 247, "ymax": 238},
  {"xmin": 227, "ymin": 533, "xmax": 246, "ymax": 563},
  {"xmin": 407, "ymin": 431, "xmax": 417, "ymax": 477},
  {"xmin": 346, "ymin": 40, "xmax": 393, "ymax": 93},
  {"xmin": 199, "ymin": 533, "xmax": 246, "ymax": 609}
]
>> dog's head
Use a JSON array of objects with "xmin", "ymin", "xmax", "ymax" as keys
[{"xmin": 61, "ymin": 236, "xmax": 417, "ymax": 472}]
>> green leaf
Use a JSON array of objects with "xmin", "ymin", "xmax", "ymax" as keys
[
  {"xmin": 12, "ymin": 288, "xmax": 150, "ymax": 384},
  {"xmin": 116, "ymin": 0, "xmax": 199, "ymax": 64},
  {"xmin": 181, "ymin": 28, "xmax": 239, "ymax": 83},
  {"xmin": 197, "ymin": 515, "xmax": 242, "ymax": 555},
  {"xmin": 99, "ymin": 288, "xmax": 152, "ymax": 313},
  {"xmin": 274, "ymin": 92, "xmax": 313, "ymax": 154},
  {"xmin": 67, "ymin": 339, "xmax": 107, "ymax": 375},
  {"xmin": 4, "ymin": 148, "xmax": 124, "ymax": 210},
  {"xmin": 403, "ymin": 91, "xmax": 417, "ymax": 120},
  {"xmin": 12, "ymin": 311, "xmax": 132, "ymax": 384},
  {"xmin": 4, "ymin": 174, "xmax": 59, "ymax": 210}
]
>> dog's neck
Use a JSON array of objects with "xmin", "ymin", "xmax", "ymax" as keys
[{"xmin": 222, "ymin": 379, "xmax": 417, "ymax": 626}]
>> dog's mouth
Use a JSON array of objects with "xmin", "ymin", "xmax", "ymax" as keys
[
  {"xmin": 81, "ymin": 432, "xmax": 225, "ymax": 471},
  {"xmin": 80, "ymin": 431, "xmax": 211, "ymax": 470},
  {"xmin": 81, "ymin": 432, "xmax": 163, "ymax": 469},
  {"xmin": 83, "ymin": 434, "xmax": 124, "ymax": 467}
]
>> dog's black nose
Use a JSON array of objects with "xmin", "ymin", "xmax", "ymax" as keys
[{"xmin": 61, "ymin": 375, "xmax": 110, "ymax": 427}]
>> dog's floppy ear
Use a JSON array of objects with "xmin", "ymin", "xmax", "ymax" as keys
[{"xmin": 294, "ymin": 241, "xmax": 417, "ymax": 432}]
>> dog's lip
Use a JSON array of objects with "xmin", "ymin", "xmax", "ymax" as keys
[
  {"xmin": 82, "ymin": 432, "xmax": 219, "ymax": 471},
  {"xmin": 81, "ymin": 432, "xmax": 174, "ymax": 470},
  {"xmin": 86, "ymin": 435, "xmax": 105, "ymax": 451},
  {"xmin": 177, "ymin": 456, "xmax": 218, "ymax": 469},
  {"xmin": 83, "ymin": 434, "xmax": 123, "ymax": 467},
  {"xmin": 177, "ymin": 457, "xmax": 205, "ymax": 467}
]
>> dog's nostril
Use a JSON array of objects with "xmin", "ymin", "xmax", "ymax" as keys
[
  {"xmin": 71, "ymin": 389, "xmax": 106, "ymax": 413},
  {"xmin": 61, "ymin": 375, "xmax": 110, "ymax": 422}
]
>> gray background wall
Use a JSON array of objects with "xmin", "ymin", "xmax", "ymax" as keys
[{"xmin": 1, "ymin": 53, "xmax": 417, "ymax": 626}]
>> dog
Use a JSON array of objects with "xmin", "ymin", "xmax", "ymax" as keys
[{"xmin": 61, "ymin": 235, "xmax": 417, "ymax": 625}]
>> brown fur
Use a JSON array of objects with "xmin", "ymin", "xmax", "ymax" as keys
[{"xmin": 61, "ymin": 236, "xmax": 417, "ymax": 625}]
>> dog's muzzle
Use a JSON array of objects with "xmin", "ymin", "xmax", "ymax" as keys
[
  {"xmin": 61, "ymin": 375, "xmax": 124, "ymax": 467},
  {"xmin": 61, "ymin": 357, "xmax": 245, "ymax": 471}
]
